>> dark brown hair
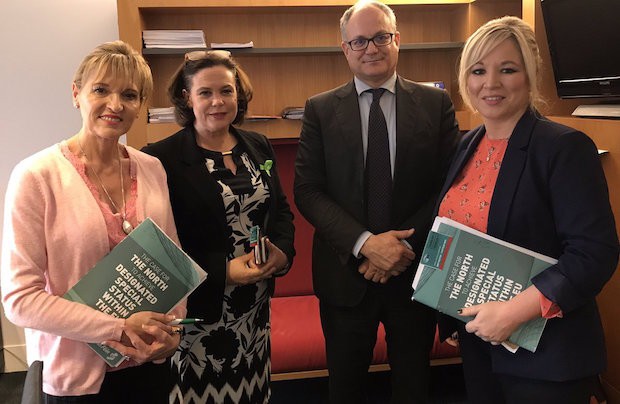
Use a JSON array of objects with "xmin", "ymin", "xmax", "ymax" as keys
[{"xmin": 168, "ymin": 50, "xmax": 253, "ymax": 127}]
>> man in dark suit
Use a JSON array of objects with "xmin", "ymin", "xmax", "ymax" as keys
[{"xmin": 294, "ymin": 1, "xmax": 460, "ymax": 402}]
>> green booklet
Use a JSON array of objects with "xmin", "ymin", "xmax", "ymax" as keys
[
  {"xmin": 64, "ymin": 218, "xmax": 207, "ymax": 367},
  {"xmin": 412, "ymin": 217, "xmax": 557, "ymax": 353}
]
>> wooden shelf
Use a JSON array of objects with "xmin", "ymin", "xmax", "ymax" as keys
[
  {"xmin": 143, "ymin": 42, "xmax": 465, "ymax": 56},
  {"xmin": 118, "ymin": 0, "xmax": 522, "ymax": 148},
  {"xmin": 135, "ymin": 0, "xmax": 473, "ymax": 8},
  {"xmin": 147, "ymin": 111, "xmax": 474, "ymax": 144}
]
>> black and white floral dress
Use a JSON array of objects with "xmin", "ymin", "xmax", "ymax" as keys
[{"xmin": 170, "ymin": 143, "xmax": 271, "ymax": 404}]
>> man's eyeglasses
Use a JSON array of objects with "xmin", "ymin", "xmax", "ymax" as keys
[
  {"xmin": 184, "ymin": 49, "xmax": 232, "ymax": 62},
  {"xmin": 346, "ymin": 33, "xmax": 394, "ymax": 51}
]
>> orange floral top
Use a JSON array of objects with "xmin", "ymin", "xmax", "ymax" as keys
[
  {"xmin": 438, "ymin": 135, "xmax": 561, "ymax": 318},
  {"xmin": 439, "ymin": 135, "xmax": 507, "ymax": 231}
]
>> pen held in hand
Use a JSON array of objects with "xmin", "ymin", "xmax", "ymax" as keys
[{"xmin": 168, "ymin": 318, "xmax": 205, "ymax": 325}]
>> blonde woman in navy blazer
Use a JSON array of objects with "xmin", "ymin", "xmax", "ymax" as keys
[{"xmin": 436, "ymin": 17, "xmax": 618, "ymax": 403}]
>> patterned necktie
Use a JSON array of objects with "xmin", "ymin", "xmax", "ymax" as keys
[{"xmin": 365, "ymin": 88, "xmax": 392, "ymax": 234}]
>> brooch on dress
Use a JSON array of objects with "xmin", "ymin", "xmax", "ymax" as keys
[{"xmin": 260, "ymin": 159, "xmax": 273, "ymax": 177}]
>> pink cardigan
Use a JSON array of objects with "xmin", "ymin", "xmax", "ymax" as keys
[{"xmin": 1, "ymin": 143, "xmax": 185, "ymax": 396}]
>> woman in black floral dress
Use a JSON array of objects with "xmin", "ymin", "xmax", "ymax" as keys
[{"xmin": 143, "ymin": 50, "xmax": 295, "ymax": 404}]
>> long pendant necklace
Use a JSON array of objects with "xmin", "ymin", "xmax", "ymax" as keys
[{"xmin": 78, "ymin": 136, "xmax": 134, "ymax": 235}]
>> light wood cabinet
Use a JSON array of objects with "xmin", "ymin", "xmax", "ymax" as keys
[{"xmin": 117, "ymin": 0, "xmax": 521, "ymax": 148}]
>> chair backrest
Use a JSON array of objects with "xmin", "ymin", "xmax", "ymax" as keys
[
  {"xmin": 272, "ymin": 142, "xmax": 315, "ymax": 298},
  {"xmin": 21, "ymin": 360, "xmax": 43, "ymax": 404}
]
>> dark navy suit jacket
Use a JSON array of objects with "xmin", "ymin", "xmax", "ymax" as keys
[
  {"xmin": 438, "ymin": 109, "xmax": 619, "ymax": 381},
  {"xmin": 294, "ymin": 76, "xmax": 460, "ymax": 307}
]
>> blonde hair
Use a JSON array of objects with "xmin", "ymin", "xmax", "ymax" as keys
[
  {"xmin": 73, "ymin": 40, "xmax": 153, "ymax": 103},
  {"xmin": 458, "ymin": 16, "xmax": 543, "ymax": 111}
]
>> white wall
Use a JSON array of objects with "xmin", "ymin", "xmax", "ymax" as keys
[{"xmin": 0, "ymin": 0, "xmax": 119, "ymax": 372}]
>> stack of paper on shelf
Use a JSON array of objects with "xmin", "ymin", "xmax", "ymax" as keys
[
  {"xmin": 281, "ymin": 107, "xmax": 305, "ymax": 120},
  {"xmin": 143, "ymin": 30, "xmax": 206, "ymax": 49},
  {"xmin": 210, "ymin": 41, "xmax": 254, "ymax": 49},
  {"xmin": 412, "ymin": 216, "xmax": 557, "ymax": 353},
  {"xmin": 148, "ymin": 107, "xmax": 175, "ymax": 123}
]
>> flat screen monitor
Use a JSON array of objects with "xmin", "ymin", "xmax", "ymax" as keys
[{"xmin": 540, "ymin": 0, "xmax": 620, "ymax": 117}]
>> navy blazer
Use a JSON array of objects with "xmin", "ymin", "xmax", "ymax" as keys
[
  {"xmin": 295, "ymin": 76, "xmax": 459, "ymax": 307},
  {"xmin": 143, "ymin": 126, "xmax": 295, "ymax": 323},
  {"xmin": 438, "ymin": 109, "xmax": 619, "ymax": 381}
]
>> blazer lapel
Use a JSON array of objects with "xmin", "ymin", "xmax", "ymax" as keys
[
  {"xmin": 178, "ymin": 127, "xmax": 228, "ymax": 231},
  {"xmin": 234, "ymin": 128, "xmax": 277, "ymax": 226},
  {"xmin": 234, "ymin": 128, "xmax": 271, "ymax": 187},
  {"xmin": 440, "ymin": 126, "xmax": 486, "ymax": 202},
  {"xmin": 487, "ymin": 109, "xmax": 538, "ymax": 238}
]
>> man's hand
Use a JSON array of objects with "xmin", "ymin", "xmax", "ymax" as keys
[
  {"xmin": 358, "ymin": 259, "xmax": 401, "ymax": 284},
  {"xmin": 360, "ymin": 229, "xmax": 415, "ymax": 272}
]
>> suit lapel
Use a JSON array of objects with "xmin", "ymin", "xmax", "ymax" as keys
[
  {"xmin": 487, "ymin": 109, "xmax": 538, "ymax": 238},
  {"xmin": 334, "ymin": 81, "xmax": 365, "ymax": 193},
  {"xmin": 178, "ymin": 127, "xmax": 228, "ymax": 231},
  {"xmin": 335, "ymin": 82, "xmax": 364, "ymax": 165},
  {"xmin": 393, "ymin": 77, "xmax": 420, "ymax": 188}
]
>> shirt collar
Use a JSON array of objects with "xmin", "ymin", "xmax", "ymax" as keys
[{"xmin": 354, "ymin": 73, "xmax": 397, "ymax": 96}]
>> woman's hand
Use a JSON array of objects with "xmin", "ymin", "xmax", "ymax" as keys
[
  {"xmin": 261, "ymin": 238, "xmax": 288, "ymax": 275},
  {"xmin": 460, "ymin": 301, "xmax": 520, "ymax": 344},
  {"xmin": 460, "ymin": 285, "xmax": 543, "ymax": 344},
  {"xmin": 226, "ymin": 239, "xmax": 288, "ymax": 285},
  {"xmin": 123, "ymin": 312, "xmax": 176, "ymax": 343},
  {"xmin": 103, "ymin": 311, "xmax": 181, "ymax": 364}
]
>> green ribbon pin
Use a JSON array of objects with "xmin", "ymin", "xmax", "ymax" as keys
[{"xmin": 260, "ymin": 159, "xmax": 273, "ymax": 177}]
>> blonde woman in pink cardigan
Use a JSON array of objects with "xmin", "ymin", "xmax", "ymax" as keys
[{"xmin": 1, "ymin": 41, "xmax": 184, "ymax": 403}]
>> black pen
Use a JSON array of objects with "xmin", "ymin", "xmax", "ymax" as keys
[{"xmin": 168, "ymin": 318, "xmax": 205, "ymax": 325}]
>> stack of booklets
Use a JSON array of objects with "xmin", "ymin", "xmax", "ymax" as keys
[
  {"xmin": 148, "ymin": 107, "xmax": 175, "ymax": 123},
  {"xmin": 281, "ymin": 107, "xmax": 304, "ymax": 120},
  {"xmin": 64, "ymin": 218, "xmax": 208, "ymax": 366},
  {"xmin": 143, "ymin": 30, "xmax": 206, "ymax": 49},
  {"xmin": 210, "ymin": 41, "xmax": 254, "ymax": 49},
  {"xmin": 412, "ymin": 216, "xmax": 557, "ymax": 353}
]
